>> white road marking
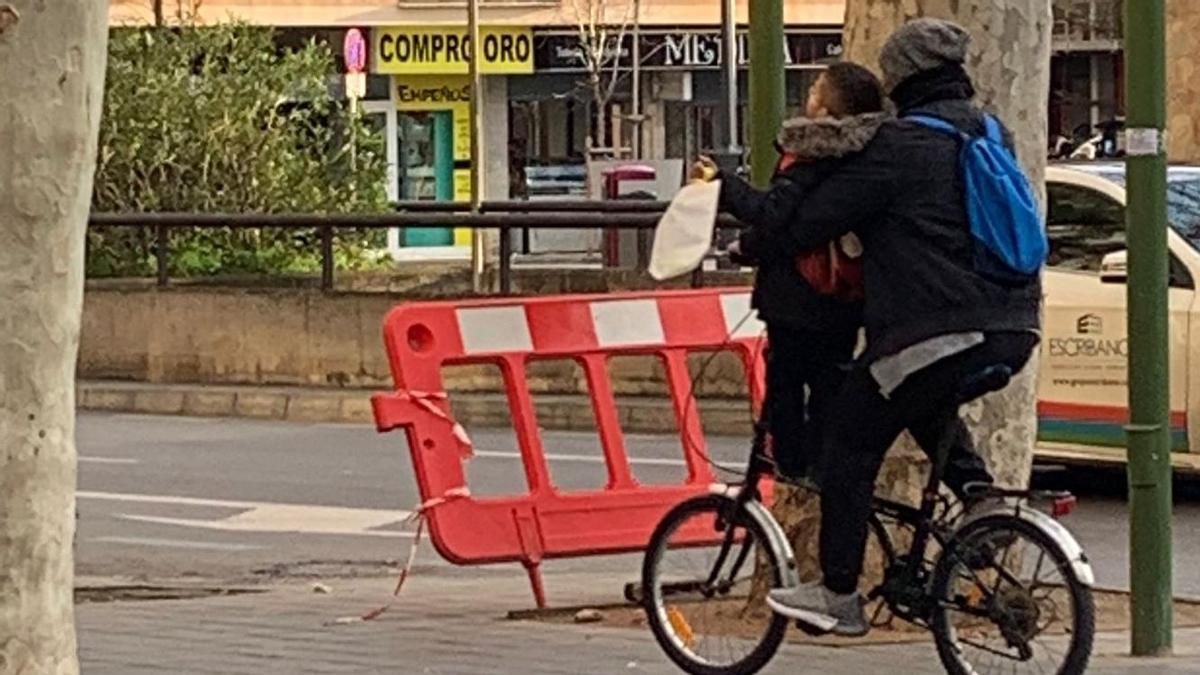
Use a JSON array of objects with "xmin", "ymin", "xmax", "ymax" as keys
[
  {"xmin": 472, "ymin": 449, "xmax": 683, "ymax": 466},
  {"xmin": 116, "ymin": 510, "xmax": 411, "ymax": 539},
  {"xmin": 91, "ymin": 535, "xmax": 265, "ymax": 551},
  {"xmin": 74, "ymin": 450, "xmax": 737, "ymax": 543},
  {"xmin": 101, "ymin": 414, "xmax": 219, "ymax": 424},
  {"xmin": 79, "ymin": 456, "xmax": 140, "ymax": 465},
  {"xmin": 471, "ymin": 449, "xmax": 741, "ymax": 472},
  {"xmin": 77, "ymin": 491, "xmax": 411, "ymax": 538},
  {"xmin": 78, "ymin": 490, "xmax": 258, "ymax": 509}
]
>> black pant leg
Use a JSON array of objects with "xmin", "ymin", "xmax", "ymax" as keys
[
  {"xmin": 908, "ymin": 414, "xmax": 993, "ymax": 498},
  {"xmin": 818, "ymin": 332, "xmax": 1038, "ymax": 594},
  {"xmin": 766, "ymin": 324, "xmax": 857, "ymax": 480},
  {"xmin": 894, "ymin": 332, "xmax": 1039, "ymax": 496},
  {"xmin": 765, "ymin": 325, "xmax": 810, "ymax": 479},
  {"xmin": 801, "ymin": 327, "xmax": 857, "ymax": 484},
  {"xmin": 818, "ymin": 367, "xmax": 906, "ymax": 594}
]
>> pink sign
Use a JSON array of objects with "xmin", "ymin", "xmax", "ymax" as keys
[{"xmin": 344, "ymin": 28, "xmax": 367, "ymax": 74}]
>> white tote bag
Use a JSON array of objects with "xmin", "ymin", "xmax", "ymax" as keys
[{"xmin": 648, "ymin": 179, "xmax": 721, "ymax": 281}]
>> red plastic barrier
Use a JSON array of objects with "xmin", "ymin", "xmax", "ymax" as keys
[{"xmin": 372, "ymin": 289, "xmax": 767, "ymax": 607}]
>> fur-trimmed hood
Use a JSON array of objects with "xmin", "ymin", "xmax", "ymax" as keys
[{"xmin": 776, "ymin": 112, "xmax": 888, "ymax": 159}]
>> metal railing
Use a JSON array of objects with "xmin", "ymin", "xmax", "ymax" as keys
[{"xmin": 88, "ymin": 201, "xmax": 746, "ymax": 294}]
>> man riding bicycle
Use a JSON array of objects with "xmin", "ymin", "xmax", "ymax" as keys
[{"xmin": 763, "ymin": 19, "xmax": 1043, "ymax": 636}]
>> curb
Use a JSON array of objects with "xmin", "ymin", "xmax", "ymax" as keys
[{"xmin": 77, "ymin": 380, "xmax": 756, "ymax": 436}]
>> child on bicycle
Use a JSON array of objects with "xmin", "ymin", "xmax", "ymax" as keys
[{"xmin": 691, "ymin": 62, "xmax": 885, "ymax": 482}]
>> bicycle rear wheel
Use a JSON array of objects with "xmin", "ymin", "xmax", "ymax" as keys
[
  {"xmin": 930, "ymin": 515, "xmax": 1095, "ymax": 675},
  {"xmin": 642, "ymin": 494, "xmax": 789, "ymax": 675}
]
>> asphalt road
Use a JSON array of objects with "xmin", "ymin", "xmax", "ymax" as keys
[{"xmin": 76, "ymin": 413, "xmax": 1200, "ymax": 597}]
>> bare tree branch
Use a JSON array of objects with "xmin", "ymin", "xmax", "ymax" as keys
[
  {"xmin": 563, "ymin": 0, "xmax": 637, "ymax": 151},
  {"xmin": 603, "ymin": 0, "xmax": 638, "ymax": 106}
]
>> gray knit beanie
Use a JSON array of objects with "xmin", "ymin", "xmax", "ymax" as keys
[{"xmin": 879, "ymin": 18, "xmax": 971, "ymax": 92}]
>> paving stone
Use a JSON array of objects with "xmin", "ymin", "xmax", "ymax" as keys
[{"xmin": 75, "ymin": 573, "xmax": 1200, "ymax": 674}]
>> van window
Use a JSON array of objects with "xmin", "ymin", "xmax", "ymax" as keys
[{"xmin": 1046, "ymin": 182, "xmax": 1126, "ymax": 272}]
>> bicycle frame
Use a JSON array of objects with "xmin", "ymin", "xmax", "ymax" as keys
[{"xmin": 726, "ymin": 419, "xmax": 1080, "ymax": 628}]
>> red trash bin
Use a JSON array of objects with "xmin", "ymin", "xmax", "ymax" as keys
[{"xmin": 601, "ymin": 165, "xmax": 656, "ymax": 267}]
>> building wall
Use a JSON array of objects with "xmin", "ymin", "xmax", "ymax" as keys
[
  {"xmin": 117, "ymin": 2, "xmax": 1200, "ymax": 163},
  {"xmin": 1168, "ymin": 0, "xmax": 1200, "ymax": 162},
  {"xmin": 78, "ymin": 285, "xmax": 748, "ymax": 396},
  {"xmin": 484, "ymin": 76, "xmax": 510, "ymax": 199},
  {"xmin": 109, "ymin": 0, "xmax": 845, "ymax": 28}
]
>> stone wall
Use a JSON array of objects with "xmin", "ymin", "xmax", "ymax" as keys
[
  {"xmin": 79, "ymin": 275, "xmax": 754, "ymax": 397},
  {"xmin": 81, "ymin": 285, "xmax": 395, "ymax": 388}
]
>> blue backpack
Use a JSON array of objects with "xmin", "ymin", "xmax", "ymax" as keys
[{"xmin": 906, "ymin": 114, "xmax": 1048, "ymax": 281}]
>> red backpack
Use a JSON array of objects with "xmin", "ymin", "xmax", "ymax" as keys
[
  {"xmin": 777, "ymin": 151, "xmax": 865, "ymax": 302},
  {"xmin": 796, "ymin": 239, "xmax": 864, "ymax": 302}
]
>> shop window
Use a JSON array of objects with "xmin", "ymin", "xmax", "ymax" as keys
[
  {"xmin": 696, "ymin": 106, "xmax": 717, "ymax": 153},
  {"xmin": 1053, "ymin": 0, "xmax": 1123, "ymax": 44}
]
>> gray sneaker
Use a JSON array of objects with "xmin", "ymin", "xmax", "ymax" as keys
[{"xmin": 766, "ymin": 582, "xmax": 869, "ymax": 637}]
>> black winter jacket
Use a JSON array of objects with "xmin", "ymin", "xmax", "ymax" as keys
[
  {"xmin": 718, "ymin": 113, "xmax": 885, "ymax": 333},
  {"xmin": 779, "ymin": 66, "xmax": 1043, "ymax": 361}
]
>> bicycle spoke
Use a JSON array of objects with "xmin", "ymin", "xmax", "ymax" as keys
[
  {"xmin": 1033, "ymin": 634, "xmax": 1065, "ymax": 662},
  {"xmin": 936, "ymin": 520, "xmax": 1089, "ymax": 675},
  {"xmin": 961, "ymin": 638, "xmax": 1024, "ymax": 662},
  {"xmin": 646, "ymin": 499, "xmax": 785, "ymax": 672},
  {"xmin": 1031, "ymin": 549, "xmax": 1046, "ymax": 587}
]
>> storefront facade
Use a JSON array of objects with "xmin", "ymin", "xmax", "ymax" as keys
[
  {"xmin": 116, "ymin": 0, "xmax": 1200, "ymax": 193},
  {"xmin": 365, "ymin": 25, "xmax": 533, "ymax": 253},
  {"xmin": 1049, "ymin": 0, "xmax": 1123, "ymax": 150},
  {"xmin": 505, "ymin": 26, "xmax": 840, "ymax": 209}
]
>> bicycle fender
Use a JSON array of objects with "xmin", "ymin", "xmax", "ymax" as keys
[
  {"xmin": 708, "ymin": 484, "xmax": 801, "ymax": 588},
  {"xmin": 962, "ymin": 504, "xmax": 1095, "ymax": 587}
]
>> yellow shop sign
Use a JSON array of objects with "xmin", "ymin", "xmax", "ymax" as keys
[
  {"xmin": 374, "ymin": 26, "xmax": 534, "ymax": 75},
  {"xmin": 395, "ymin": 76, "xmax": 470, "ymax": 111},
  {"xmin": 394, "ymin": 76, "xmax": 472, "ymax": 161}
]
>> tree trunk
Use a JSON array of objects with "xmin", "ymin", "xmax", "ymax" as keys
[
  {"xmin": 592, "ymin": 85, "xmax": 610, "ymax": 153},
  {"xmin": 0, "ymin": 2, "xmax": 108, "ymax": 672},
  {"xmin": 765, "ymin": 0, "xmax": 1051, "ymax": 595},
  {"xmin": 844, "ymin": 0, "xmax": 1052, "ymax": 192}
]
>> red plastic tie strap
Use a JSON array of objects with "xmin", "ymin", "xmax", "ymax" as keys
[
  {"xmin": 402, "ymin": 390, "xmax": 473, "ymax": 459},
  {"xmin": 329, "ymin": 486, "xmax": 471, "ymax": 625}
]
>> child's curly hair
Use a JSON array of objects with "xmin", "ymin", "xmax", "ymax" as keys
[{"xmin": 823, "ymin": 62, "xmax": 886, "ymax": 117}]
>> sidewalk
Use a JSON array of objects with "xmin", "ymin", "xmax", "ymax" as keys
[
  {"xmin": 76, "ymin": 379, "xmax": 755, "ymax": 434},
  {"xmin": 77, "ymin": 569, "xmax": 1200, "ymax": 674}
]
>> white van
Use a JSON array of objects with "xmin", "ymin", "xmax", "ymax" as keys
[{"xmin": 1038, "ymin": 163, "xmax": 1200, "ymax": 472}]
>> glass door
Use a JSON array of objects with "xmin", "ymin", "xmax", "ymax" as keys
[
  {"xmin": 360, "ymin": 101, "xmax": 401, "ymax": 253},
  {"xmin": 398, "ymin": 111, "xmax": 454, "ymax": 246}
]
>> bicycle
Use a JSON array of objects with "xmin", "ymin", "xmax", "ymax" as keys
[{"xmin": 641, "ymin": 364, "xmax": 1096, "ymax": 675}]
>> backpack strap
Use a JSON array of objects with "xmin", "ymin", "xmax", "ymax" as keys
[
  {"xmin": 905, "ymin": 114, "xmax": 965, "ymax": 138},
  {"xmin": 909, "ymin": 113, "xmax": 1008, "ymax": 145},
  {"xmin": 983, "ymin": 114, "xmax": 1005, "ymax": 144}
]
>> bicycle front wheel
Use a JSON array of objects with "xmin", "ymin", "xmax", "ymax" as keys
[
  {"xmin": 642, "ymin": 495, "xmax": 789, "ymax": 675},
  {"xmin": 930, "ymin": 515, "xmax": 1095, "ymax": 675}
]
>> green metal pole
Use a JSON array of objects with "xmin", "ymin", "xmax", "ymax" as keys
[
  {"xmin": 1124, "ymin": 0, "xmax": 1174, "ymax": 656},
  {"xmin": 748, "ymin": 0, "xmax": 784, "ymax": 187}
]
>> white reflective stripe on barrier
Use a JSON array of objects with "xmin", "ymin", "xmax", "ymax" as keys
[
  {"xmin": 591, "ymin": 298, "xmax": 666, "ymax": 347},
  {"xmin": 456, "ymin": 306, "xmax": 534, "ymax": 354}
]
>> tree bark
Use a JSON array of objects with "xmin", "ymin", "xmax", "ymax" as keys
[
  {"xmin": 767, "ymin": 0, "xmax": 1051, "ymax": 592},
  {"xmin": 593, "ymin": 80, "xmax": 610, "ymax": 152},
  {"xmin": 0, "ymin": 1, "xmax": 108, "ymax": 672}
]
